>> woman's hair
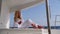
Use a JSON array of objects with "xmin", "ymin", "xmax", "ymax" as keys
[{"xmin": 14, "ymin": 10, "xmax": 22, "ymax": 22}]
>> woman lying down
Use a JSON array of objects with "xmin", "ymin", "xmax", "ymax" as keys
[{"xmin": 14, "ymin": 11, "xmax": 43, "ymax": 29}]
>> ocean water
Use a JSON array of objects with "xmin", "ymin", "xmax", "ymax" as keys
[
  {"xmin": 44, "ymin": 26, "xmax": 60, "ymax": 29},
  {"xmin": 10, "ymin": 26, "xmax": 60, "ymax": 29}
]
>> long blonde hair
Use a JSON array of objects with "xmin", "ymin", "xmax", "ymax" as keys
[{"xmin": 14, "ymin": 11, "xmax": 22, "ymax": 22}]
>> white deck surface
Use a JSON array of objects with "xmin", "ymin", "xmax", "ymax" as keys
[
  {"xmin": 42, "ymin": 29, "xmax": 60, "ymax": 34},
  {"xmin": 0, "ymin": 29, "xmax": 60, "ymax": 34},
  {"xmin": 0, "ymin": 28, "xmax": 42, "ymax": 34}
]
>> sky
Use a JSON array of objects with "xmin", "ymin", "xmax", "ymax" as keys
[{"xmin": 10, "ymin": 0, "xmax": 60, "ymax": 27}]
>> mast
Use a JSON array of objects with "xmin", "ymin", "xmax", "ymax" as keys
[
  {"xmin": 45, "ymin": 0, "xmax": 51, "ymax": 34},
  {"xmin": 0, "ymin": 0, "xmax": 2, "ymax": 16}
]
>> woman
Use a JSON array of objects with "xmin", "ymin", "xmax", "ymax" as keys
[
  {"xmin": 14, "ymin": 10, "xmax": 43, "ymax": 29},
  {"xmin": 14, "ymin": 10, "xmax": 22, "ymax": 28}
]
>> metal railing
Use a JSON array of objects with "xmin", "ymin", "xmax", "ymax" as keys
[{"xmin": 55, "ymin": 15, "xmax": 60, "ymax": 29}]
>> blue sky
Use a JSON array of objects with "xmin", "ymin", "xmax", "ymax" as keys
[
  {"xmin": 49, "ymin": 0, "xmax": 60, "ymax": 26},
  {"xmin": 10, "ymin": 0, "xmax": 60, "ymax": 27}
]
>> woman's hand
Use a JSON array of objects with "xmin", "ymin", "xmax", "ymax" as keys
[{"xmin": 18, "ymin": 21, "xmax": 22, "ymax": 25}]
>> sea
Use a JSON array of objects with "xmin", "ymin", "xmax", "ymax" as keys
[{"xmin": 44, "ymin": 26, "xmax": 60, "ymax": 29}]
